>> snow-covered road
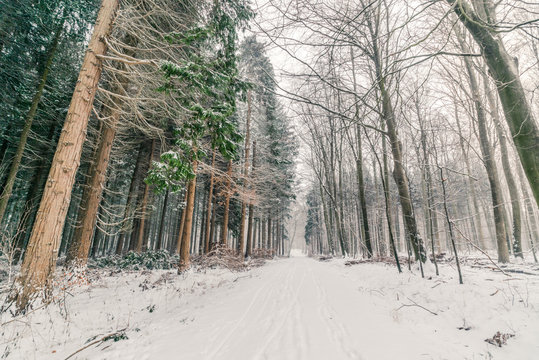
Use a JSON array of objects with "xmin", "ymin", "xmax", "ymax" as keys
[
  {"xmin": 4, "ymin": 255, "xmax": 538, "ymax": 359},
  {"xmin": 95, "ymin": 256, "xmax": 539, "ymax": 360}
]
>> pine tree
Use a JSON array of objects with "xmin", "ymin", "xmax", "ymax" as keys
[{"xmin": 14, "ymin": 0, "xmax": 120, "ymax": 312}]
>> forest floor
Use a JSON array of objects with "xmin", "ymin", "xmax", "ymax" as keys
[{"xmin": 1, "ymin": 253, "xmax": 539, "ymax": 359}]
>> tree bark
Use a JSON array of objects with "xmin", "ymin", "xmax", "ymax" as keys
[
  {"xmin": 267, "ymin": 215, "xmax": 272, "ymax": 253},
  {"xmin": 178, "ymin": 161, "xmax": 197, "ymax": 272},
  {"xmin": 190, "ymin": 185, "xmax": 201, "ymax": 254},
  {"xmin": 483, "ymin": 76, "xmax": 522, "ymax": 257},
  {"xmin": 175, "ymin": 191, "xmax": 188, "ymax": 254},
  {"xmin": 208, "ymin": 193, "xmax": 217, "ymax": 250},
  {"xmin": 516, "ymin": 155, "xmax": 539, "ymax": 261},
  {"xmin": 245, "ymin": 141, "xmax": 256, "ymax": 258},
  {"xmin": 454, "ymin": 103, "xmax": 486, "ymax": 249},
  {"xmin": 418, "ymin": 111, "xmax": 439, "ymax": 274},
  {"xmin": 66, "ymin": 119, "xmax": 118, "ymax": 264},
  {"xmin": 69, "ymin": 32, "xmax": 139, "ymax": 262},
  {"xmin": 439, "ymin": 167, "xmax": 463, "ymax": 284},
  {"xmin": 134, "ymin": 139, "xmax": 156, "ymax": 252},
  {"xmin": 355, "ymin": 124, "xmax": 372, "ymax": 257},
  {"xmin": 220, "ymin": 160, "xmax": 233, "ymax": 246},
  {"xmin": 367, "ymin": 15, "xmax": 426, "ymax": 262},
  {"xmin": 116, "ymin": 141, "xmax": 149, "ymax": 255},
  {"xmin": 261, "ymin": 217, "xmax": 267, "ymax": 250},
  {"xmin": 375, "ymin": 145, "xmax": 401, "ymax": 272},
  {"xmin": 379, "ymin": 81, "xmax": 425, "ymax": 262},
  {"xmin": 15, "ymin": 0, "xmax": 119, "ymax": 312},
  {"xmin": 156, "ymin": 190, "xmax": 169, "ymax": 250},
  {"xmin": 238, "ymin": 90, "xmax": 252, "ymax": 254},
  {"xmin": 449, "ymin": 0, "xmax": 539, "ymax": 207},
  {"xmin": 204, "ymin": 150, "xmax": 216, "ymax": 252},
  {"xmin": 458, "ymin": 32, "xmax": 509, "ymax": 263}
]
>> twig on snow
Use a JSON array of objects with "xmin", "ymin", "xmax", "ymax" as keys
[
  {"xmin": 63, "ymin": 327, "xmax": 127, "ymax": 360},
  {"xmin": 397, "ymin": 297, "xmax": 438, "ymax": 316}
]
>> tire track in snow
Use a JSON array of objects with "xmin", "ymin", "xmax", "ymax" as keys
[
  {"xmin": 254, "ymin": 260, "xmax": 309, "ymax": 360},
  {"xmin": 290, "ymin": 266, "xmax": 308, "ymax": 359},
  {"xmin": 204, "ymin": 262, "xmax": 289, "ymax": 360},
  {"xmin": 311, "ymin": 267, "xmax": 363, "ymax": 360},
  {"xmin": 254, "ymin": 262, "xmax": 297, "ymax": 359}
]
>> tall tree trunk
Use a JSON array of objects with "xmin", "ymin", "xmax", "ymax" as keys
[
  {"xmin": 220, "ymin": 160, "xmax": 232, "ymax": 246},
  {"xmin": 14, "ymin": 0, "xmax": 119, "ymax": 312},
  {"xmin": 259, "ymin": 219, "xmax": 263, "ymax": 251},
  {"xmin": 116, "ymin": 141, "xmax": 149, "ymax": 255},
  {"xmin": 516, "ymin": 156, "xmax": 539, "ymax": 261},
  {"xmin": 267, "ymin": 215, "xmax": 272, "ymax": 254},
  {"xmin": 127, "ymin": 142, "xmax": 153, "ymax": 253},
  {"xmin": 276, "ymin": 216, "xmax": 281, "ymax": 256},
  {"xmin": 156, "ymin": 190, "xmax": 169, "ymax": 250},
  {"xmin": 458, "ymin": 33, "xmax": 510, "ymax": 263},
  {"xmin": 178, "ymin": 160, "xmax": 197, "ymax": 272},
  {"xmin": 449, "ymin": 0, "xmax": 539, "ymax": 207},
  {"xmin": 0, "ymin": 21, "xmax": 63, "ymax": 223},
  {"xmin": 418, "ymin": 114, "xmax": 439, "ymax": 275},
  {"xmin": 375, "ymin": 146, "xmax": 401, "ymax": 272},
  {"xmin": 319, "ymin": 178, "xmax": 334, "ymax": 254},
  {"xmin": 483, "ymin": 76, "xmax": 523, "ymax": 257},
  {"xmin": 238, "ymin": 90, "xmax": 252, "ymax": 254},
  {"xmin": 333, "ymin": 162, "xmax": 347, "ymax": 255},
  {"xmin": 379, "ymin": 81, "xmax": 425, "ymax": 262},
  {"xmin": 455, "ymin": 103, "xmax": 486, "ymax": 249},
  {"xmin": 439, "ymin": 166, "xmax": 463, "ymax": 284},
  {"xmin": 208, "ymin": 193, "xmax": 217, "ymax": 250},
  {"xmin": 245, "ymin": 141, "xmax": 256, "ymax": 259},
  {"xmin": 68, "ymin": 33, "xmax": 138, "ymax": 263},
  {"xmin": 368, "ymin": 18, "xmax": 426, "ymax": 261},
  {"xmin": 355, "ymin": 123, "xmax": 372, "ymax": 257},
  {"xmin": 175, "ymin": 191, "xmax": 188, "ymax": 254},
  {"xmin": 198, "ymin": 186, "xmax": 208, "ymax": 253},
  {"xmin": 190, "ymin": 186, "xmax": 201, "ymax": 254},
  {"xmin": 204, "ymin": 150, "xmax": 216, "ymax": 253},
  {"xmin": 12, "ymin": 120, "xmax": 60, "ymax": 264},
  {"xmin": 66, "ymin": 119, "xmax": 117, "ymax": 264},
  {"xmin": 415, "ymin": 108, "xmax": 440, "ymax": 275},
  {"xmin": 134, "ymin": 139, "xmax": 156, "ymax": 252},
  {"xmin": 90, "ymin": 188, "xmax": 110, "ymax": 258},
  {"xmin": 261, "ymin": 217, "xmax": 267, "ymax": 250}
]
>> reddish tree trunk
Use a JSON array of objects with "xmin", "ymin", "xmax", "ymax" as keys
[
  {"xmin": 15, "ymin": 0, "xmax": 119, "ymax": 312},
  {"xmin": 178, "ymin": 161, "xmax": 198, "ymax": 272}
]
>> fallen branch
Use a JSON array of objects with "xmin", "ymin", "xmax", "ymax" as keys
[
  {"xmin": 0, "ymin": 302, "xmax": 48, "ymax": 326},
  {"xmin": 344, "ymin": 259, "xmax": 375, "ymax": 266},
  {"xmin": 500, "ymin": 269, "xmax": 538, "ymax": 276},
  {"xmin": 397, "ymin": 297, "xmax": 438, "ymax": 316},
  {"xmin": 452, "ymin": 225, "xmax": 511, "ymax": 277},
  {"xmin": 63, "ymin": 328, "xmax": 127, "ymax": 360}
]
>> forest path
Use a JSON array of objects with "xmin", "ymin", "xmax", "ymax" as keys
[
  {"xmin": 96, "ymin": 255, "xmax": 469, "ymax": 360},
  {"xmin": 7, "ymin": 254, "xmax": 538, "ymax": 359}
]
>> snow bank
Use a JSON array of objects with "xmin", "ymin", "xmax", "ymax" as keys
[
  {"xmin": 1, "ymin": 267, "xmax": 246, "ymax": 359},
  {"xmin": 1, "ymin": 257, "xmax": 538, "ymax": 359}
]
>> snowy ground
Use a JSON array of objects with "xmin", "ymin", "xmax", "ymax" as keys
[{"xmin": 1, "ymin": 254, "xmax": 539, "ymax": 359}]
